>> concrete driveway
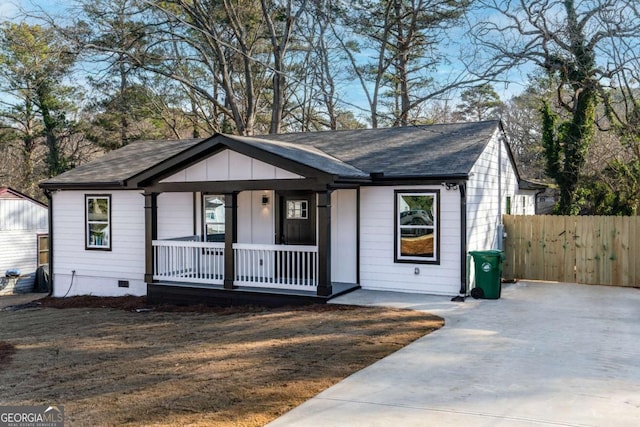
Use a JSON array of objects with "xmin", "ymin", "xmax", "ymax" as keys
[{"xmin": 269, "ymin": 281, "xmax": 640, "ymax": 426}]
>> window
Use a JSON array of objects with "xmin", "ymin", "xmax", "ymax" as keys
[
  {"xmin": 395, "ymin": 190, "xmax": 439, "ymax": 263},
  {"xmin": 286, "ymin": 200, "xmax": 308, "ymax": 219},
  {"xmin": 506, "ymin": 196, "xmax": 512, "ymax": 215},
  {"xmin": 37, "ymin": 234, "xmax": 49, "ymax": 266},
  {"xmin": 203, "ymin": 194, "xmax": 225, "ymax": 242},
  {"xmin": 86, "ymin": 195, "xmax": 111, "ymax": 250}
]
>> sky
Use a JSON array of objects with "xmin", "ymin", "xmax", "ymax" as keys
[{"xmin": 0, "ymin": 0, "xmax": 532, "ymax": 120}]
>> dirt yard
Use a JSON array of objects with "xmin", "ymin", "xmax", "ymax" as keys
[{"xmin": 0, "ymin": 295, "xmax": 443, "ymax": 426}]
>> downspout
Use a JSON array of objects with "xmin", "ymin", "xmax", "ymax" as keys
[
  {"xmin": 44, "ymin": 189, "xmax": 54, "ymax": 296},
  {"xmin": 452, "ymin": 182, "xmax": 467, "ymax": 302},
  {"xmin": 497, "ymin": 135, "xmax": 504, "ymax": 250}
]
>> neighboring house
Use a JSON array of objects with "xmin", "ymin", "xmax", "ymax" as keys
[
  {"xmin": 512, "ymin": 179, "xmax": 548, "ymax": 215},
  {"xmin": 535, "ymin": 187, "xmax": 558, "ymax": 214},
  {"xmin": 0, "ymin": 187, "xmax": 49, "ymax": 294},
  {"xmin": 40, "ymin": 120, "xmax": 537, "ymax": 305}
]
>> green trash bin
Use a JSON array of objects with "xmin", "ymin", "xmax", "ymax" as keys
[{"xmin": 469, "ymin": 250, "xmax": 505, "ymax": 299}]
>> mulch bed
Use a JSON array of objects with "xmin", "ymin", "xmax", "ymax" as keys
[{"xmin": 37, "ymin": 295, "xmax": 370, "ymax": 314}]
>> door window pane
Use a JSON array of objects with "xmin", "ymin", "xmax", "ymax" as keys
[{"xmin": 286, "ymin": 200, "xmax": 308, "ymax": 219}]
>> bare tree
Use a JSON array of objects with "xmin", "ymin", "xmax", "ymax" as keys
[
  {"xmin": 334, "ymin": 0, "xmax": 486, "ymax": 127},
  {"xmin": 471, "ymin": 0, "xmax": 640, "ymax": 214}
]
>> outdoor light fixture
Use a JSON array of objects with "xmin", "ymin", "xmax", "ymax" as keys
[
  {"xmin": 444, "ymin": 182, "xmax": 458, "ymax": 191},
  {"xmin": 261, "ymin": 195, "xmax": 270, "ymax": 205}
]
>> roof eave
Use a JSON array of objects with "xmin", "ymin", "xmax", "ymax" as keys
[
  {"xmin": 371, "ymin": 173, "xmax": 469, "ymax": 182},
  {"xmin": 39, "ymin": 181, "xmax": 127, "ymax": 191}
]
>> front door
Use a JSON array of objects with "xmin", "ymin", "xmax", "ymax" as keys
[
  {"xmin": 276, "ymin": 191, "xmax": 316, "ymax": 284},
  {"xmin": 278, "ymin": 191, "xmax": 315, "ymax": 245}
]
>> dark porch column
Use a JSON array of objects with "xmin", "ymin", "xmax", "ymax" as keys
[
  {"xmin": 224, "ymin": 192, "xmax": 238, "ymax": 289},
  {"xmin": 316, "ymin": 190, "xmax": 333, "ymax": 296},
  {"xmin": 144, "ymin": 192, "xmax": 158, "ymax": 283}
]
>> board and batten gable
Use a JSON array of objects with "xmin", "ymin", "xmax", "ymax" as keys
[
  {"xmin": 160, "ymin": 149, "xmax": 303, "ymax": 182},
  {"xmin": 0, "ymin": 195, "xmax": 48, "ymax": 291},
  {"xmin": 51, "ymin": 190, "xmax": 146, "ymax": 296},
  {"xmin": 157, "ymin": 192, "xmax": 194, "ymax": 240},
  {"xmin": 330, "ymin": 189, "xmax": 357, "ymax": 284},
  {"xmin": 359, "ymin": 185, "xmax": 461, "ymax": 295}
]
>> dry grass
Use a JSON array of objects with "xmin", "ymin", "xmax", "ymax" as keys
[{"xmin": 0, "ymin": 296, "xmax": 443, "ymax": 426}]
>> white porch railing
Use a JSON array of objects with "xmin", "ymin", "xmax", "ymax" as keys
[
  {"xmin": 233, "ymin": 243, "xmax": 318, "ymax": 290},
  {"xmin": 153, "ymin": 239, "xmax": 225, "ymax": 285},
  {"xmin": 152, "ymin": 239, "xmax": 318, "ymax": 291}
]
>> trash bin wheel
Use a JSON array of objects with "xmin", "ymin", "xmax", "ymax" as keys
[{"xmin": 470, "ymin": 287, "xmax": 484, "ymax": 299}]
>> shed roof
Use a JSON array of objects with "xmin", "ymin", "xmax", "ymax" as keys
[
  {"xmin": 41, "ymin": 121, "xmax": 504, "ymax": 189},
  {"xmin": 0, "ymin": 187, "xmax": 48, "ymax": 208}
]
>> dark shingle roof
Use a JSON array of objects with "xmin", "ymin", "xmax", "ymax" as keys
[
  {"xmin": 41, "ymin": 121, "xmax": 502, "ymax": 188},
  {"xmin": 226, "ymin": 134, "xmax": 369, "ymax": 178},
  {"xmin": 262, "ymin": 121, "xmax": 500, "ymax": 178},
  {"xmin": 42, "ymin": 138, "xmax": 204, "ymax": 187}
]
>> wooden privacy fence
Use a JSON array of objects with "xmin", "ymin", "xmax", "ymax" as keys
[{"xmin": 503, "ymin": 215, "xmax": 640, "ymax": 287}]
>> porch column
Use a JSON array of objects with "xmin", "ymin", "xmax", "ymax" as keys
[
  {"xmin": 316, "ymin": 190, "xmax": 333, "ymax": 296},
  {"xmin": 144, "ymin": 192, "xmax": 158, "ymax": 283},
  {"xmin": 224, "ymin": 192, "xmax": 238, "ymax": 289}
]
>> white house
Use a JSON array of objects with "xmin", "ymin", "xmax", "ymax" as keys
[
  {"xmin": 40, "ymin": 121, "xmax": 539, "ymax": 305},
  {"xmin": 0, "ymin": 187, "xmax": 49, "ymax": 294}
]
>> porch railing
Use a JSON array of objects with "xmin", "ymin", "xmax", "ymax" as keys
[
  {"xmin": 233, "ymin": 243, "xmax": 318, "ymax": 290},
  {"xmin": 153, "ymin": 239, "xmax": 225, "ymax": 285},
  {"xmin": 151, "ymin": 238, "xmax": 318, "ymax": 291}
]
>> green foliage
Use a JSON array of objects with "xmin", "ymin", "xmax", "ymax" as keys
[
  {"xmin": 540, "ymin": 101, "xmax": 561, "ymax": 181},
  {"xmin": 0, "ymin": 21, "xmax": 78, "ymax": 181},
  {"xmin": 455, "ymin": 83, "xmax": 503, "ymax": 121},
  {"xmin": 577, "ymin": 159, "xmax": 640, "ymax": 215},
  {"xmin": 341, "ymin": 0, "xmax": 472, "ymax": 126},
  {"xmin": 539, "ymin": 87, "xmax": 597, "ymax": 215}
]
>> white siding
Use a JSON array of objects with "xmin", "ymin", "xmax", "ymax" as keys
[
  {"xmin": 466, "ymin": 130, "xmax": 534, "ymax": 289},
  {"xmin": 359, "ymin": 185, "xmax": 461, "ymax": 295},
  {"xmin": 51, "ymin": 190, "xmax": 146, "ymax": 297},
  {"xmin": 0, "ymin": 198, "xmax": 47, "ymax": 231},
  {"xmin": 160, "ymin": 149, "xmax": 303, "ymax": 182},
  {"xmin": 331, "ymin": 189, "xmax": 357, "ymax": 283},
  {"xmin": 467, "ymin": 131, "xmax": 520, "ymax": 252},
  {"xmin": 515, "ymin": 192, "xmax": 537, "ymax": 215},
  {"xmin": 0, "ymin": 230, "xmax": 47, "ymax": 291},
  {"xmin": 0, "ymin": 198, "xmax": 48, "ymax": 292}
]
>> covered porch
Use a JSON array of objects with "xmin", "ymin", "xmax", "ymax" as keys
[
  {"xmin": 144, "ymin": 189, "xmax": 359, "ymax": 306},
  {"xmin": 152, "ymin": 238, "xmax": 319, "ymax": 289},
  {"xmin": 133, "ymin": 134, "xmax": 364, "ymax": 305}
]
